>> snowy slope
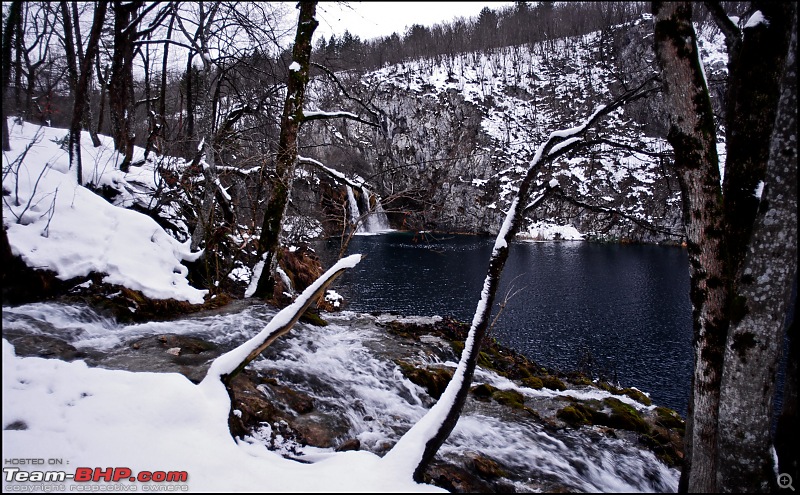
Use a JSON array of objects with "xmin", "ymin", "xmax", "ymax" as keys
[{"xmin": 304, "ymin": 15, "xmax": 727, "ymax": 242}]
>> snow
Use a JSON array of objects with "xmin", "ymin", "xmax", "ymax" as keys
[
  {"xmin": 303, "ymin": 110, "xmax": 360, "ymax": 120},
  {"xmin": 2, "ymin": 119, "xmax": 207, "ymax": 304},
  {"xmin": 1, "ymin": 340, "xmax": 442, "ymax": 493},
  {"xmin": 204, "ymin": 254, "xmax": 362, "ymax": 381},
  {"xmin": 289, "ymin": 61, "xmax": 301, "ymax": 71},
  {"xmin": 744, "ymin": 10, "xmax": 769, "ymax": 29}
]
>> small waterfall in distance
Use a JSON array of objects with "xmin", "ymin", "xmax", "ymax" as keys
[
  {"xmin": 345, "ymin": 185, "xmax": 391, "ymax": 234},
  {"xmin": 360, "ymin": 186, "xmax": 391, "ymax": 232},
  {"xmin": 345, "ymin": 185, "xmax": 365, "ymax": 233}
]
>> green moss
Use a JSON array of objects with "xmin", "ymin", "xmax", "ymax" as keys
[
  {"xmin": 654, "ymin": 406, "xmax": 685, "ymax": 431},
  {"xmin": 622, "ymin": 388, "xmax": 652, "ymax": 406},
  {"xmin": 638, "ymin": 431, "xmax": 683, "ymax": 468},
  {"xmin": 450, "ymin": 340, "xmax": 465, "ymax": 357},
  {"xmin": 596, "ymin": 381, "xmax": 623, "ymax": 395},
  {"xmin": 541, "ymin": 375, "xmax": 567, "ymax": 391},
  {"xmin": 517, "ymin": 365, "xmax": 533, "ymax": 378},
  {"xmin": 557, "ymin": 404, "xmax": 593, "ymax": 426},
  {"xmin": 521, "ymin": 376, "xmax": 544, "ymax": 389},
  {"xmin": 491, "ymin": 389, "xmax": 526, "ymax": 409},
  {"xmin": 567, "ymin": 372, "xmax": 593, "ymax": 386},
  {"xmin": 395, "ymin": 361, "xmax": 453, "ymax": 399},
  {"xmin": 478, "ymin": 351, "xmax": 494, "ymax": 369},
  {"xmin": 471, "ymin": 383, "xmax": 497, "ymax": 399},
  {"xmin": 300, "ymin": 310, "xmax": 328, "ymax": 327},
  {"xmin": 603, "ymin": 398, "xmax": 650, "ymax": 433}
]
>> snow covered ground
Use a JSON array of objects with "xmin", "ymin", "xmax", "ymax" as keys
[{"xmin": 2, "ymin": 118, "xmax": 206, "ymax": 304}]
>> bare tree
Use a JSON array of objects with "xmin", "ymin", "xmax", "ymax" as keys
[
  {"xmin": 63, "ymin": 1, "xmax": 108, "ymax": 185},
  {"xmin": 249, "ymin": 0, "xmax": 319, "ymax": 299},
  {"xmin": 653, "ymin": 1, "xmax": 796, "ymax": 492},
  {"xmin": 1, "ymin": 1, "xmax": 23, "ymax": 151}
]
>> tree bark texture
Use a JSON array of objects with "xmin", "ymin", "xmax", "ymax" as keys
[
  {"xmin": 717, "ymin": 6, "xmax": 797, "ymax": 491},
  {"xmin": 721, "ymin": 2, "xmax": 793, "ymax": 270},
  {"xmin": 2, "ymin": 1, "xmax": 23, "ymax": 151},
  {"xmin": 109, "ymin": 0, "xmax": 142, "ymax": 172},
  {"xmin": 653, "ymin": 3, "xmax": 728, "ymax": 492},
  {"xmin": 66, "ymin": 1, "xmax": 108, "ymax": 186},
  {"xmin": 252, "ymin": 0, "xmax": 318, "ymax": 299}
]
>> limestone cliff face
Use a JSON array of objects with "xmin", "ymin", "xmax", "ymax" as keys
[{"xmin": 299, "ymin": 16, "xmax": 726, "ymax": 243}]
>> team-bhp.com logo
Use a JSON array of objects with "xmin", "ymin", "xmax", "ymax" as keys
[{"xmin": 4, "ymin": 465, "xmax": 189, "ymax": 491}]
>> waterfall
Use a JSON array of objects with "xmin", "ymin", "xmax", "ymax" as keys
[
  {"xmin": 345, "ymin": 185, "xmax": 391, "ymax": 234},
  {"xmin": 345, "ymin": 186, "xmax": 364, "ymax": 233},
  {"xmin": 360, "ymin": 186, "xmax": 391, "ymax": 233}
]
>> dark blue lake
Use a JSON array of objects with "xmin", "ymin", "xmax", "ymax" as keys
[{"xmin": 316, "ymin": 232, "xmax": 693, "ymax": 415}]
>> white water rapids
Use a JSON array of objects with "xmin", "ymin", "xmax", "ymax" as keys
[{"xmin": 2, "ymin": 301, "xmax": 678, "ymax": 492}]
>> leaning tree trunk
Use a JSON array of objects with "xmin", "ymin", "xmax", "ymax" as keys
[
  {"xmin": 653, "ymin": 3, "xmax": 728, "ymax": 492},
  {"xmin": 716, "ymin": 7, "xmax": 797, "ymax": 492},
  {"xmin": 251, "ymin": 0, "xmax": 318, "ymax": 299},
  {"xmin": 382, "ymin": 87, "xmax": 657, "ymax": 481}
]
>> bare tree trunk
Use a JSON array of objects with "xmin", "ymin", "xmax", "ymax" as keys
[
  {"xmin": 251, "ymin": 0, "xmax": 318, "ymax": 299},
  {"xmin": 653, "ymin": 3, "xmax": 727, "ymax": 492},
  {"xmin": 717, "ymin": 8, "xmax": 797, "ymax": 492},
  {"xmin": 145, "ymin": 8, "xmax": 174, "ymax": 159},
  {"xmin": 109, "ymin": 0, "xmax": 142, "ymax": 172},
  {"xmin": 776, "ymin": 289, "xmax": 798, "ymax": 487},
  {"xmin": 654, "ymin": 2, "xmax": 797, "ymax": 492},
  {"xmin": 2, "ymin": 1, "xmax": 23, "ymax": 151},
  {"xmin": 70, "ymin": 0, "xmax": 101, "ymax": 148},
  {"xmin": 66, "ymin": 1, "xmax": 108, "ymax": 186}
]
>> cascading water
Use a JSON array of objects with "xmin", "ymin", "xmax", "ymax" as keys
[
  {"xmin": 359, "ymin": 186, "xmax": 391, "ymax": 233},
  {"xmin": 2, "ymin": 301, "xmax": 679, "ymax": 492},
  {"xmin": 345, "ymin": 185, "xmax": 364, "ymax": 233}
]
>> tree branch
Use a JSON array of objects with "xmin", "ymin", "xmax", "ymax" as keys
[{"xmin": 204, "ymin": 254, "xmax": 362, "ymax": 387}]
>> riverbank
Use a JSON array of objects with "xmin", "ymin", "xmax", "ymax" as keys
[{"xmin": 3, "ymin": 297, "xmax": 683, "ymax": 492}]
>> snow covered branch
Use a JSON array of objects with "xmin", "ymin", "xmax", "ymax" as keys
[
  {"xmin": 302, "ymin": 109, "xmax": 380, "ymax": 128},
  {"xmin": 310, "ymin": 62, "xmax": 383, "ymax": 125},
  {"xmin": 297, "ymin": 155, "xmax": 365, "ymax": 189},
  {"xmin": 382, "ymin": 80, "xmax": 659, "ymax": 481},
  {"xmin": 203, "ymin": 254, "xmax": 363, "ymax": 386}
]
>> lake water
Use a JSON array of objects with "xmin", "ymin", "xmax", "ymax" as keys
[{"xmin": 316, "ymin": 232, "xmax": 693, "ymax": 415}]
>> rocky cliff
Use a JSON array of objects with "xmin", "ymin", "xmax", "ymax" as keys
[{"xmin": 297, "ymin": 15, "xmax": 728, "ymax": 244}]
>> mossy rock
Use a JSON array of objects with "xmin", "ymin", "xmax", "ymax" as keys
[
  {"xmin": 516, "ymin": 365, "xmax": 533, "ymax": 378},
  {"xmin": 566, "ymin": 372, "xmax": 593, "ymax": 386},
  {"xmin": 477, "ymin": 351, "xmax": 494, "ymax": 369},
  {"xmin": 603, "ymin": 397, "xmax": 650, "ymax": 433},
  {"xmin": 300, "ymin": 309, "xmax": 328, "ymax": 327},
  {"xmin": 470, "ymin": 383, "xmax": 497, "ymax": 399},
  {"xmin": 596, "ymin": 381, "xmax": 624, "ymax": 395},
  {"xmin": 638, "ymin": 431, "xmax": 683, "ymax": 468},
  {"xmin": 521, "ymin": 376, "xmax": 544, "ymax": 389},
  {"xmin": 395, "ymin": 361, "xmax": 453, "ymax": 399},
  {"xmin": 622, "ymin": 388, "xmax": 652, "ymax": 406},
  {"xmin": 450, "ymin": 340, "xmax": 465, "ymax": 357},
  {"xmin": 557, "ymin": 404, "xmax": 593, "ymax": 427},
  {"xmin": 540, "ymin": 375, "xmax": 567, "ymax": 391},
  {"xmin": 491, "ymin": 389, "xmax": 526, "ymax": 409},
  {"xmin": 654, "ymin": 406, "xmax": 685, "ymax": 431},
  {"xmin": 470, "ymin": 455, "xmax": 509, "ymax": 479}
]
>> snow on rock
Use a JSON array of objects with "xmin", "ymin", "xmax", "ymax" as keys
[
  {"xmin": 1, "ymin": 339, "xmax": 443, "ymax": 493},
  {"xmin": 2, "ymin": 118, "xmax": 207, "ymax": 304}
]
